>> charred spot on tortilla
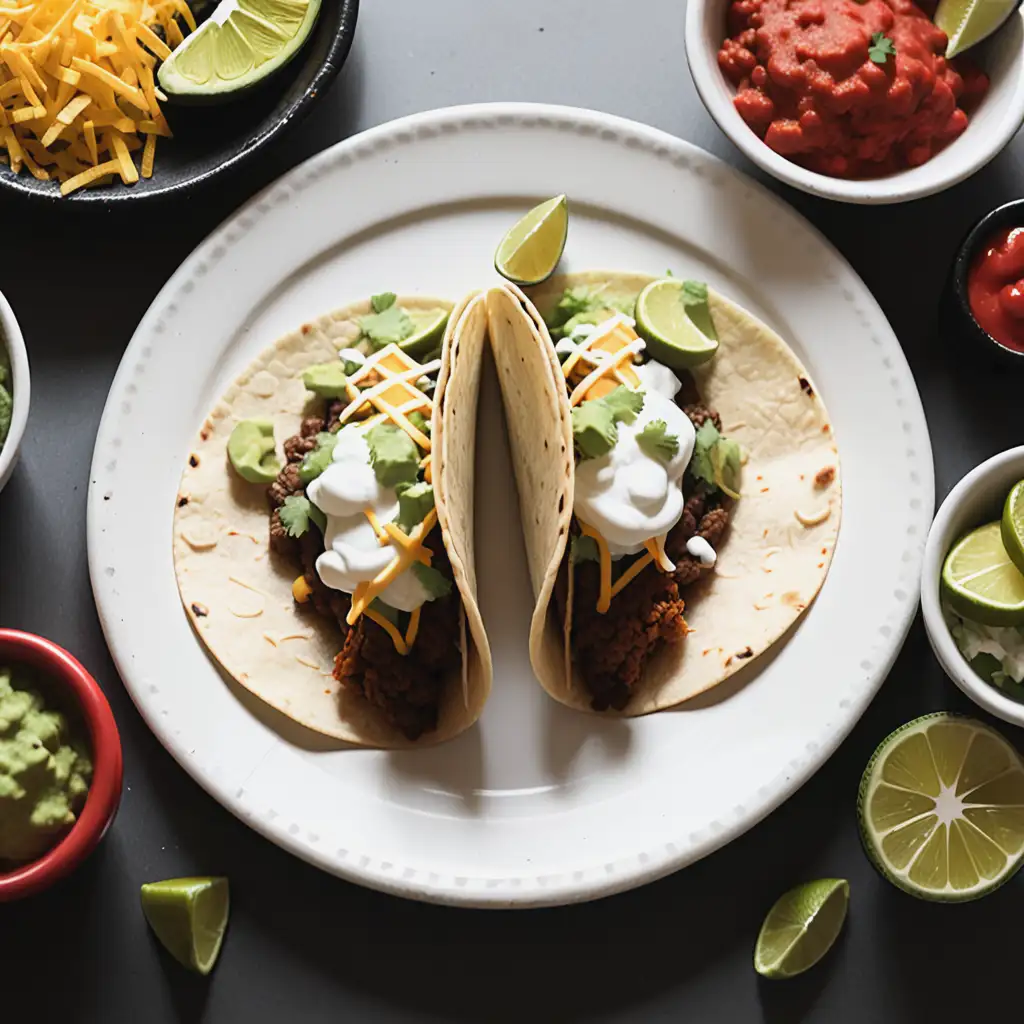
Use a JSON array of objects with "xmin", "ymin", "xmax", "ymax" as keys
[
  {"xmin": 815, "ymin": 465, "xmax": 836, "ymax": 489},
  {"xmin": 177, "ymin": 495, "xmax": 189, "ymax": 507},
  {"xmin": 301, "ymin": 324, "xmax": 311, "ymax": 335},
  {"xmin": 189, "ymin": 454, "xmax": 199, "ymax": 468},
  {"xmin": 798, "ymin": 376, "xmax": 814, "ymax": 396},
  {"xmin": 191, "ymin": 602, "xmax": 209, "ymax": 618},
  {"xmin": 736, "ymin": 646, "xmax": 754, "ymax": 660}
]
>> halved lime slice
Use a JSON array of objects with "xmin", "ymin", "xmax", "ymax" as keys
[
  {"xmin": 942, "ymin": 521, "xmax": 1024, "ymax": 626},
  {"xmin": 935, "ymin": 0, "xmax": 1022, "ymax": 57},
  {"xmin": 402, "ymin": 308, "xmax": 450, "ymax": 359},
  {"xmin": 158, "ymin": 0, "xmax": 322, "ymax": 102},
  {"xmin": 858, "ymin": 714, "xmax": 1024, "ymax": 902},
  {"xmin": 634, "ymin": 278, "xmax": 720, "ymax": 370},
  {"xmin": 140, "ymin": 877, "xmax": 230, "ymax": 974},
  {"xmin": 495, "ymin": 195, "xmax": 568, "ymax": 286},
  {"xmin": 1001, "ymin": 480, "xmax": 1024, "ymax": 577},
  {"xmin": 754, "ymin": 879, "xmax": 848, "ymax": 979}
]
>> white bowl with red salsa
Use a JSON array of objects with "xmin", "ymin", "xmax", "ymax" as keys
[{"xmin": 686, "ymin": 0, "xmax": 1024, "ymax": 203}]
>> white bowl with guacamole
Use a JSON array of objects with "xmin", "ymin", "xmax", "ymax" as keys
[{"xmin": 0, "ymin": 289, "xmax": 29, "ymax": 496}]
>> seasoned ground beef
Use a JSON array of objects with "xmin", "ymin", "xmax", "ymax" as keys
[{"xmin": 265, "ymin": 411, "xmax": 460, "ymax": 740}]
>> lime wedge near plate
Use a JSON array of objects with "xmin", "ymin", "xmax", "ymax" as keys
[
  {"xmin": 858, "ymin": 714, "xmax": 1024, "ymax": 902},
  {"xmin": 158, "ymin": 0, "xmax": 322, "ymax": 101},
  {"xmin": 140, "ymin": 877, "xmax": 230, "ymax": 974},
  {"xmin": 1001, "ymin": 480, "xmax": 1024, "ymax": 576},
  {"xmin": 634, "ymin": 279, "xmax": 720, "ymax": 370},
  {"xmin": 401, "ymin": 308, "xmax": 450, "ymax": 360},
  {"xmin": 935, "ymin": 0, "xmax": 1021, "ymax": 57},
  {"xmin": 754, "ymin": 878, "xmax": 849, "ymax": 979},
  {"xmin": 942, "ymin": 520, "xmax": 1024, "ymax": 626},
  {"xmin": 495, "ymin": 195, "xmax": 568, "ymax": 286}
]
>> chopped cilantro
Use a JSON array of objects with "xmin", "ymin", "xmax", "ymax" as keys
[
  {"xmin": 869, "ymin": 32, "xmax": 896, "ymax": 64},
  {"xmin": 637, "ymin": 419, "xmax": 680, "ymax": 462},
  {"xmin": 571, "ymin": 387, "xmax": 645, "ymax": 459},
  {"xmin": 681, "ymin": 280, "xmax": 718, "ymax": 341},
  {"xmin": 412, "ymin": 561, "xmax": 453, "ymax": 600},
  {"xmin": 690, "ymin": 419, "xmax": 742, "ymax": 497},
  {"xmin": 602, "ymin": 386, "xmax": 644, "ymax": 425},
  {"xmin": 371, "ymin": 292, "xmax": 397, "ymax": 313},
  {"xmin": 408, "ymin": 410, "xmax": 431, "ymax": 436},
  {"xmin": 394, "ymin": 482, "xmax": 435, "ymax": 534},
  {"xmin": 358, "ymin": 292, "xmax": 413, "ymax": 350},
  {"xmin": 570, "ymin": 534, "xmax": 600, "ymax": 564},
  {"xmin": 369, "ymin": 598, "xmax": 401, "ymax": 626},
  {"xmin": 545, "ymin": 286, "xmax": 637, "ymax": 338},
  {"xmin": 278, "ymin": 495, "xmax": 324, "ymax": 538},
  {"xmin": 298, "ymin": 431, "xmax": 339, "ymax": 484},
  {"xmin": 364, "ymin": 423, "xmax": 420, "ymax": 489}
]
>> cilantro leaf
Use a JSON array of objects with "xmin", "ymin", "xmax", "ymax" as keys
[
  {"xmin": 394, "ymin": 482, "xmax": 435, "ymax": 534},
  {"xmin": 681, "ymin": 280, "xmax": 718, "ymax": 341},
  {"xmin": 371, "ymin": 292, "xmax": 397, "ymax": 313},
  {"xmin": 603, "ymin": 386, "xmax": 644, "ymax": 425},
  {"xmin": 869, "ymin": 32, "xmax": 896, "ymax": 64},
  {"xmin": 689, "ymin": 419, "xmax": 742, "ymax": 497},
  {"xmin": 412, "ymin": 561, "xmax": 453, "ymax": 600},
  {"xmin": 279, "ymin": 495, "xmax": 322, "ymax": 538},
  {"xmin": 545, "ymin": 287, "xmax": 638, "ymax": 338},
  {"xmin": 298, "ymin": 431, "xmax": 339, "ymax": 484},
  {"xmin": 364, "ymin": 423, "xmax": 420, "ymax": 489},
  {"xmin": 369, "ymin": 598, "xmax": 401, "ymax": 626},
  {"xmin": 690, "ymin": 419, "xmax": 721, "ymax": 487},
  {"xmin": 571, "ymin": 387, "xmax": 646, "ymax": 459},
  {"xmin": 570, "ymin": 534, "xmax": 600, "ymax": 564},
  {"xmin": 359, "ymin": 293, "xmax": 413, "ymax": 350},
  {"xmin": 637, "ymin": 419, "xmax": 680, "ymax": 462},
  {"xmin": 407, "ymin": 410, "xmax": 431, "ymax": 436}
]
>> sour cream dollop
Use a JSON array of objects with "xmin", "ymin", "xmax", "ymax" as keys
[
  {"xmin": 574, "ymin": 382, "xmax": 696, "ymax": 558},
  {"xmin": 306, "ymin": 428, "xmax": 430, "ymax": 612}
]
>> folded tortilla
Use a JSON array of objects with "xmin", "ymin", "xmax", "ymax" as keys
[
  {"xmin": 488, "ymin": 272, "xmax": 841, "ymax": 714},
  {"xmin": 173, "ymin": 293, "xmax": 492, "ymax": 747}
]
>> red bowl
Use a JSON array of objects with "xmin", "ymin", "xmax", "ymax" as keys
[{"xmin": 0, "ymin": 630, "xmax": 123, "ymax": 902}]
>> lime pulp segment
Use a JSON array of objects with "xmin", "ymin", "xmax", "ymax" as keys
[
  {"xmin": 858, "ymin": 714, "xmax": 1024, "ymax": 901},
  {"xmin": 754, "ymin": 878, "xmax": 849, "ymax": 979},
  {"xmin": 494, "ymin": 195, "xmax": 568, "ymax": 286}
]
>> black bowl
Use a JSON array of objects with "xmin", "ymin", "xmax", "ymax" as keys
[
  {"xmin": 948, "ymin": 198, "xmax": 1024, "ymax": 369},
  {"xmin": 0, "ymin": 0, "xmax": 358, "ymax": 204}
]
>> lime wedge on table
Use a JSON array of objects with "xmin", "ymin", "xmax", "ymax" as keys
[
  {"xmin": 1001, "ymin": 480, "xmax": 1024, "ymax": 576},
  {"xmin": 942, "ymin": 521, "xmax": 1024, "ymax": 626},
  {"xmin": 754, "ymin": 879, "xmax": 848, "ymax": 979},
  {"xmin": 634, "ymin": 279, "xmax": 720, "ymax": 370},
  {"xmin": 401, "ymin": 308, "xmax": 450, "ymax": 359},
  {"xmin": 858, "ymin": 714, "xmax": 1024, "ymax": 901},
  {"xmin": 140, "ymin": 877, "xmax": 230, "ymax": 975},
  {"xmin": 935, "ymin": 0, "xmax": 1021, "ymax": 57},
  {"xmin": 494, "ymin": 195, "xmax": 568, "ymax": 286},
  {"xmin": 158, "ymin": 0, "xmax": 322, "ymax": 101}
]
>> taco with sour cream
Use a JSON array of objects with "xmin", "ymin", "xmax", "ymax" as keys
[
  {"xmin": 173, "ymin": 291, "xmax": 492, "ymax": 747},
  {"xmin": 487, "ymin": 272, "xmax": 841, "ymax": 714}
]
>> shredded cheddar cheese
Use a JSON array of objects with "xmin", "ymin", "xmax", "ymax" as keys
[{"xmin": 0, "ymin": 0, "xmax": 191, "ymax": 194}]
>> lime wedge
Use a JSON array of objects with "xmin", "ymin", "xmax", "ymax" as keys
[
  {"xmin": 1001, "ymin": 480, "xmax": 1024, "ymax": 577},
  {"xmin": 140, "ymin": 877, "xmax": 230, "ymax": 974},
  {"xmin": 402, "ymin": 308, "xmax": 450, "ymax": 360},
  {"xmin": 634, "ymin": 279, "xmax": 720, "ymax": 370},
  {"xmin": 158, "ymin": 0, "xmax": 322, "ymax": 101},
  {"xmin": 858, "ymin": 714, "xmax": 1024, "ymax": 902},
  {"xmin": 942, "ymin": 521, "xmax": 1024, "ymax": 626},
  {"xmin": 495, "ymin": 195, "xmax": 568, "ymax": 286},
  {"xmin": 754, "ymin": 879, "xmax": 849, "ymax": 979},
  {"xmin": 935, "ymin": 0, "xmax": 1021, "ymax": 57}
]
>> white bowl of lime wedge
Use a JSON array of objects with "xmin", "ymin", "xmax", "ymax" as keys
[{"xmin": 923, "ymin": 446, "xmax": 1024, "ymax": 728}]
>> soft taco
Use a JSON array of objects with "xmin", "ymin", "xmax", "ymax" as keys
[
  {"xmin": 488, "ymin": 272, "xmax": 841, "ymax": 715},
  {"xmin": 173, "ymin": 291, "xmax": 492, "ymax": 747}
]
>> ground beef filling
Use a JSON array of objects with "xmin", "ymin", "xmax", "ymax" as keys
[
  {"xmin": 561, "ymin": 391, "xmax": 733, "ymax": 712},
  {"xmin": 267, "ymin": 411, "xmax": 460, "ymax": 741}
]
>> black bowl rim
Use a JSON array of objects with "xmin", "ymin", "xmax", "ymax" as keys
[
  {"xmin": 949, "ymin": 197, "xmax": 1024, "ymax": 364},
  {"xmin": 0, "ymin": 0, "xmax": 359, "ymax": 205}
]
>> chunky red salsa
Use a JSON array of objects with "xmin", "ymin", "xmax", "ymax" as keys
[
  {"xmin": 968, "ymin": 227, "xmax": 1024, "ymax": 353},
  {"xmin": 718, "ymin": 0, "xmax": 989, "ymax": 179}
]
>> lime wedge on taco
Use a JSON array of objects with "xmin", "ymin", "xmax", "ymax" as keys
[
  {"xmin": 158, "ymin": 0, "xmax": 322, "ymax": 102},
  {"xmin": 635, "ymin": 278, "xmax": 720, "ymax": 369}
]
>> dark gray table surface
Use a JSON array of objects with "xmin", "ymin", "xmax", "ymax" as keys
[{"xmin": 2, "ymin": 1, "xmax": 1022, "ymax": 1020}]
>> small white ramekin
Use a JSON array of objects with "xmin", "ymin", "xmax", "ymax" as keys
[{"xmin": 0, "ymin": 289, "xmax": 29, "ymax": 495}]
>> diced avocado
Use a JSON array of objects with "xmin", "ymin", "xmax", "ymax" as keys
[
  {"xmin": 364, "ymin": 423, "xmax": 419, "ymax": 489},
  {"xmin": 228, "ymin": 419, "xmax": 280, "ymax": 484},
  {"xmin": 302, "ymin": 363, "xmax": 349, "ymax": 398},
  {"xmin": 394, "ymin": 481, "xmax": 435, "ymax": 534}
]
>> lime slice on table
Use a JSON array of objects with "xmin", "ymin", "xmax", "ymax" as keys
[
  {"xmin": 858, "ymin": 714, "xmax": 1024, "ymax": 902},
  {"xmin": 934, "ymin": 0, "xmax": 1022, "ymax": 57},
  {"xmin": 942, "ymin": 521, "xmax": 1024, "ymax": 626},
  {"xmin": 401, "ymin": 308, "xmax": 450, "ymax": 360},
  {"xmin": 754, "ymin": 878, "xmax": 849, "ymax": 979},
  {"xmin": 494, "ymin": 195, "xmax": 568, "ymax": 286},
  {"xmin": 158, "ymin": 0, "xmax": 322, "ymax": 101},
  {"xmin": 1001, "ymin": 480, "xmax": 1024, "ymax": 577},
  {"xmin": 140, "ymin": 877, "xmax": 230, "ymax": 975},
  {"xmin": 634, "ymin": 278, "xmax": 720, "ymax": 370}
]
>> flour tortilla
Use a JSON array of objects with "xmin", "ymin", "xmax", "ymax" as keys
[
  {"xmin": 173, "ymin": 294, "xmax": 492, "ymax": 747},
  {"xmin": 489, "ymin": 273, "xmax": 841, "ymax": 715}
]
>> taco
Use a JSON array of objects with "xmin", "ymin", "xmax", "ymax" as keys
[
  {"xmin": 173, "ymin": 291, "xmax": 492, "ymax": 747},
  {"xmin": 488, "ymin": 272, "xmax": 841, "ymax": 715}
]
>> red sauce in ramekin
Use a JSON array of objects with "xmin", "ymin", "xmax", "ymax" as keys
[{"xmin": 968, "ymin": 227, "xmax": 1024, "ymax": 353}]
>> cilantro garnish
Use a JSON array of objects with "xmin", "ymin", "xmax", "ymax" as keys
[
  {"xmin": 408, "ymin": 410, "xmax": 431, "ymax": 436},
  {"xmin": 412, "ymin": 562, "xmax": 453, "ymax": 599},
  {"xmin": 394, "ymin": 482, "xmax": 435, "ymax": 534},
  {"xmin": 358, "ymin": 292, "xmax": 413, "ymax": 350},
  {"xmin": 637, "ymin": 419, "xmax": 680, "ymax": 462},
  {"xmin": 681, "ymin": 280, "xmax": 718, "ymax": 341},
  {"xmin": 298, "ymin": 431, "xmax": 339, "ymax": 484},
  {"xmin": 690, "ymin": 420, "xmax": 742, "ymax": 497},
  {"xmin": 869, "ymin": 32, "xmax": 896, "ymax": 64},
  {"xmin": 571, "ymin": 386, "xmax": 645, "ymax": 459},
  {"xmin": 364, "ymin": 423, "xmax": 420, "ymax": 489},
  {"xmin": 545, "ymin": 287, "xmax": 637, "ymax": 338},
  {"xmin": 278, "ymin": 495, "xmax": 325, "ymax": 538}
]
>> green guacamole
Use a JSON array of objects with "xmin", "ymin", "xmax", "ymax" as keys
[
  {"xmin": 0, "ymin": 665, "xmax": 93, "ymax": 864},
  {"xmin": 0, "ymin": 340, "xmax": 11, "ymax": 449}
]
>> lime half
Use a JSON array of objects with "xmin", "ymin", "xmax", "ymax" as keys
[
  {"xmin": 935, "ymin": 0, "xmax": 1022, "ymax": 57},
  {"xmin": 754, "ymin": 879, "xmax": 849, "ymax": 979},
  {"xmin": 141, "ymin": 877, "xmax": 230, "ymax": 975},
  {"xmin": 494, "ymin": 195, "xmax": 568, "ymax": 286},
  {"xmin": 1001, "ymin": 480, "xmax": 1024, "ymax": 577},
  {"xmin": 634, "ymin": 279, "xmax": 720, "ymax": 370},
  {"xmin": 942, "ymin": 520, "xmax": 1024, "ymax": 627},
  {"xmin": 858, "ymin": 714, "xmax": 1024, "ymax": 902},
  {"xmin": 158, "ymin": 0, "xmax": 322, "ymax": 101}
]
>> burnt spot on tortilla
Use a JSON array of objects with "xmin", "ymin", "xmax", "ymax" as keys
[
  {"xmin": 817, "ymin": 562, "xmax": 825, "ymax": 568},
  {"xmin": 782, "ymin": 591, "xmax": 806, "ymax": 611},
  {"xmin": 544, "ymin": 440, "xmax": 549, "ymax": 450},
  {"xmin": 191, "ymin": 602, "xmax": 209, "ymax": 618},
  {"xmin": 822, "ymin": 424, "xmax": 830, "ymax": 434},
  {"xmin": 736, "ymin": 646, "xmax": 754, "ymax": 660},
  {"xmin": 760, "ymin": 487, "xmax": 770, "ymax": 493},
  {"xmin": 200, "ymin": 429, "xmax": 210, "ymax": 441},
  {"xmin": 558, "ymin": 494, "xmax": 565, "ymax": 513},
  {"xmin": 815, "ymin": 465, "xmax": 836, "ymax": 489},
  {"xmin": 301, "ymin": 324, "xmax": 311, "ymax": 335},
  {"xmin": 189, "ymin": 454, "xmax": 199, "ymax": 468},
  {"xmin": 177, "ymin": 495, "xmax": 189, "ymax": 507},
  {"xmin": 725, "ymin": 655, "xmax": 734, "ymax": 668},
  {"xmin": 798, "ymin": 376, "xmax": 814, "ymax": 397}
]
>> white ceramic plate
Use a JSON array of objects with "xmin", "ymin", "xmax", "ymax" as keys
[{"xmin": 88, "ymin": 103, "xmax": 933, "ymax": 908}]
